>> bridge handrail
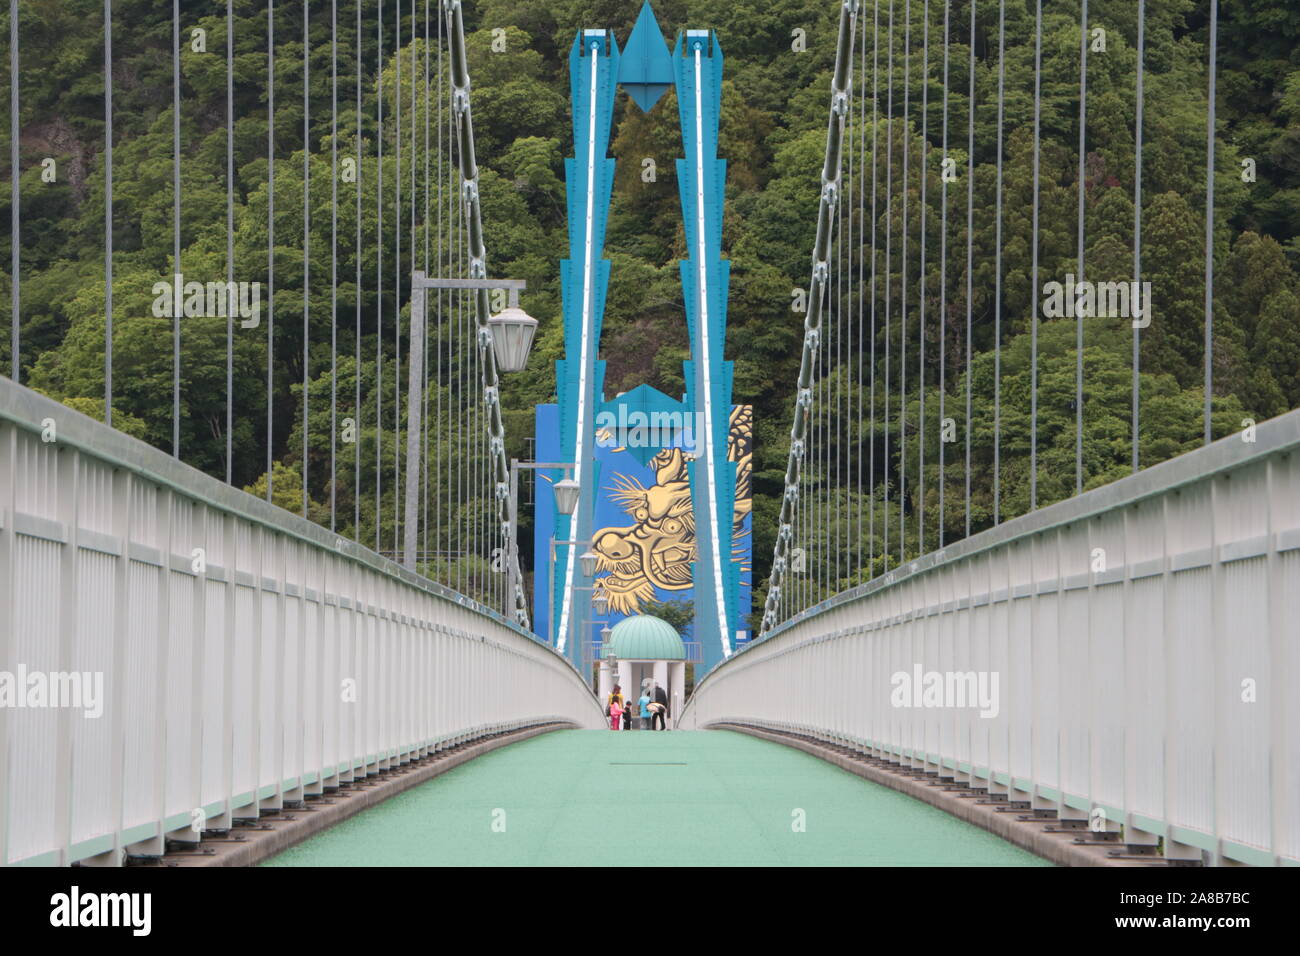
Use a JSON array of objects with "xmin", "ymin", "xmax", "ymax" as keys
[
  {"xmin": 0, "ymin": 376, "xmax": 602, "ymax": 867},
  {"xmin": 727, "ymin": 407, "xmax": 1300, "ymax": 668},
  {"xmin": 0, "ymin": 378, "xmax": 530, "ymax": 639},
  {"xmin": 683, "ymin": 407, "xmax": 1300, "ymax": 866}
]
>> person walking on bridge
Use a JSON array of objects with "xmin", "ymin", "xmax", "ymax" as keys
[
  {"xmin": 652, "ymin": 682, "xmax": 669, "ymax": 730},
  {"xmin": 637, "ymin": 689, "xmax": 653, "ymax": 730}
]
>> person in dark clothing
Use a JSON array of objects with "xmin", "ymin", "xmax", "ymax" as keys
[
  {"xmin": 652, "ymin": 683, "xmax": 669, "ymax": 730},
  {"xmin": 621, "ymin": 703, "xmax": 632, "ymax": 730}
]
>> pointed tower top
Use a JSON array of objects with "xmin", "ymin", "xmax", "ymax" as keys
[{"xmin": 618, "ymin": 1, "xmax": 673, "ymax": 113}]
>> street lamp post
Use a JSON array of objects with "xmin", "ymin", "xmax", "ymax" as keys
[
  {"xmin": 406, "ymin": 274, "xmax": 539, "ymax": 628},
  {"xmin": 505, "ymin": 459, "xmax": 578, "ymax": 630}
]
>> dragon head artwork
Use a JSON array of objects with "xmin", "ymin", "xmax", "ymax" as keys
[{"xmin": 592, "ymin": 405, "xmax": 752, "ymax": 615}]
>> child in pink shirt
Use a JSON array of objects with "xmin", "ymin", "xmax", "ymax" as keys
[{"xmin": 608, "ymin": 698, "xmax": 623, "ymax": 731}]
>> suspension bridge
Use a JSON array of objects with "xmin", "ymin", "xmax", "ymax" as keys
[{"xmin": 0, "ymin": 0, "xmax": 1296, "ymax": 872}]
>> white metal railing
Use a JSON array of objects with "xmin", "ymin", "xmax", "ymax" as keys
[
  {"xmin": 683, "ymin": 409, "xmax": 1300, "ymax": 867},
  {"xmin": 0, "ymin": 378, "xmax": 604, "ymax": 866}
]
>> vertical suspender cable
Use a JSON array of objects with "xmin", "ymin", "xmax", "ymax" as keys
[
  {"xmin": 436, "ymin": 4, "xmax": 443, "ymax": 579},
  {"xmin": 817, "ymin": 332, "xmax": 824, "ymax": 599},
  {"xmin": 938, "ymin": 0, "xmax": 949, "ymax": 546},
  {"xmin": 963, "ymin": 0, "xmax": 973, "ymax": 539},
  {"xmin": 899, "ymin": 0, "xmax": 909, "ymax": 564},
  {"xmin": 423, "ymin": 0, "xmax": 430, "ymax": 569},
  {"xmin": 330, "ymin": 0, "xmax": 338, "ymax": 530},
  {"xmin": 856, "ymin": 4, "xmax": 866, "ymax": 582},
  {"xmin": 375, "ymin": 0, "xmax": 383, "ymax": 552},
  {"xmin": 226, "ymin": 0, "xmax": 234, "ymax": 482},
  {"xmin": 918, "ymin": 0, "xmax": 928, "ymax": 555},
  {"xmin": 456, "ymin": 167, "xmax": 463, "ymax": 595},
  {"xmin": 1075, "ymin": 0, "xmax": 1087, "ymax": 495},
  {"xmin": 883, "ymin": 0, "xmax": 893, "ymax": 564},
  {"xmin": 1132, "ymin": 0, "xmax": 1144, "ymax": 473},
  {"xmin": 869, "ymin": 0, "xmax": 878, "ymax": 575},
  {"xmin": 173, "ymin": 0, "xmax": 181, "ymax": 456},
  {"xmin": 410, "ymin": 0, "xmax": 418, "ymax": 565},
  {"xmin": 819, "ymin": 314, "xmax": 826, "ymax": 599},
  {"xmin": 354, "ymin": 0, "xmax": 362, "ymax": 535},
  {"xmin": 992, "ymin": 0, "xmax": 1004, "ymax": 525},
  {"xmin": 845, "ymin": 91, "xmax": 851, "ymax": 588},
  {"xmin": 1030, "ymin": 0, "xmax": 1041, "ymax": 509},
  {"xmin": 104, "ymin": 0, "xmax": 112, "ymax": 426},
  {"xmin": 9, "ymin": 0, "xmax": 17, "ymax": 382},
  {"xmin": 267, "ymin": 0, "xmax": 275, "ymax": 500},
  {"xmin": 302, "ymin": 0, "xmax": 310, "ymax": 518},
  {"xmin": 394, "ymin": 1, "xmax": 402, "ymax": 556},
  {"xmin": 1203, "ymin": 0, "xmax": 1217, "ymax": 445},
  {"xmin": 836, "ymin": 95, "xmax": 844, "ymax": 592},
  {"xmin": 820, "ymin": 232, "xmax": 827, "ymax": 598}
]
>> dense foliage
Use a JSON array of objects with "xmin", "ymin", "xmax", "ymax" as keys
[{"xmin": 1, "ymin": 1, "xmax": 1297, "ymax": 623}]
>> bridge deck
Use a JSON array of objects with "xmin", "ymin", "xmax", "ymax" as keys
[{"xmin": 262, "ymin": 730, "xmax": 1049, "ymax": 866}]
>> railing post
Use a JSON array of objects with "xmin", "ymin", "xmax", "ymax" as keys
[{"xmin": 52, "ymin": 446, "xmax": 78, "ymax": 864}]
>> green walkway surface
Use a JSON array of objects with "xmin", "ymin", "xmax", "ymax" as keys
[{"xmin": 263, "ymin": 730, "xmax": 1050, "ymax": 866}]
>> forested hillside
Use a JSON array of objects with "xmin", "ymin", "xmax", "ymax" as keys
[{"xmin": 2, "ymin": 1, "xmax": 1298, "ymax": 623}]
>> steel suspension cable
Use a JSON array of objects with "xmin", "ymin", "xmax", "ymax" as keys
[
  {"xmin": 856, "ymin": 3, "xmax": 867, "ymax": 582},
  {"xmin": 302, "ymin": 0, "xmax": 310, "ymax": 518},
  {"xmin": 375, "ymin": 0, "xmax": 384, "ymax": 552},
  {"xmin": 355, "ymin": 0, "xmax": 362, "ymax": 536},
  {"xmin": 900, "ymin": 0, "xmax": 909, "ymax": 565},
  {"xmin": 330, "ymin": 0, "xmax": 339, "ymax": 529},
  {"xmin": 1075, "ymin": 0, "xmax": 1087, "ymax": 496},
  {"xmin": 436, "ymin": 4, "xmax": 444, "ymax": 580},
  {"xmin": 8, "ymin": 0, "xmax": 16, "ymax": 382},
  {"xmin": 1203, "ymin": 0, "xmax": 1217, "ymax": 445},
  {"xmin": 836, "ymin": 98, "xmax": 844, "ymax": 593},
  {"xmin": 1030, "ymin": 0, "xmax": 1041, "ymax": 509},
  {"xmin": 918, "ymin": 0, "xmax": 928, "ymax": 556},
  {"xmin": 423, "ymin": 0, "xmax": 430, "ymax": 570},
  {"xmin": 394, "ymin": 0, "xmax": 402, "ymax": 557},
  {"xmin": 267, "ymin": 0, "xmax": 275, "ymax": 500},
  {"xmin": 1132, "ymin": 0, "xmax": 1144, "ymax": 474},
  {"xmin": 869, "ymin": 0, "xmax": 878, "ymax": 575},
  {"xmin": 844, "ymin": 33, "xmax": 854, "ymax": 587},
  {"xmin": 104, "ymin": 0, "xmax": 112, "ymax": 425},
  {"xmin": 993, "ymin": 0, "xmax": 1004, "ymax": 525},
  {"xmin": 938, "ymin": 0, "xmax": 949, "ymax": 545},
  {"xmin": 883, "ymin": 0, "xmax": 893, "ymax": 565},
  {"xmin": 227, "ymin": 0, "xmax": 235, "ymax": 483},
  {"xmin": 174, "ymin": 0, "xmax": 181, "ymax": 456},
  {"xmin": 760, "ymin": 0, "xmax": 859, "ymax": 632},
  {"xmin": 963, "ymin": 0, "xmax": 974, "ymax": 540}
]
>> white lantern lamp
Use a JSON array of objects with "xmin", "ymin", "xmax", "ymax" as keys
[
  {"xmin": 487, "ymin": 294, "xmax": 539, "ymax": 373},
  {"xmin": 552, "ymin": 477, "xmax": 580, "ymax": 515}
]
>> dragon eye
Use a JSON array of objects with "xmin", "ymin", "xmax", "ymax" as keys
[
  {"xmin": 635, "ymin": 508, "xmax": 648, "ymax": 521},
  {"xmin": 664, "ymin": 519, "xmax": 681, "ymax": 534}
]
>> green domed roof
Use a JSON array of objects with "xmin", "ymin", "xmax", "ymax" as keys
[{"xmin": 602, "ymin": 615, "xmax": 685, "ymax": 660}]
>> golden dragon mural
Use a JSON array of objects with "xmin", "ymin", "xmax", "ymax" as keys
[{"xmin": 590, "ymin": 405, "xmax": 752, "ymax": 614}]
